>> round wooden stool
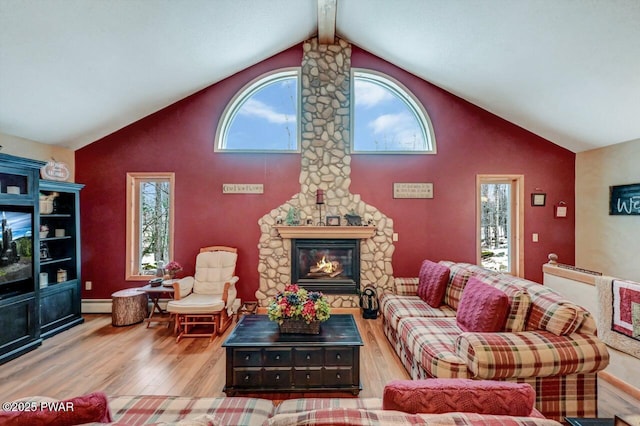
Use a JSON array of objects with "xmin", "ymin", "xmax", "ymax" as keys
[{"xmin": 111, "ymin": 289, "xmax": 149, "ymax": 326}]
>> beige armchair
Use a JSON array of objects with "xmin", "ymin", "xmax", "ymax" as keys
[{"xmin": 166, "ymin": 246, "xmax": 239, "ymax": 342}]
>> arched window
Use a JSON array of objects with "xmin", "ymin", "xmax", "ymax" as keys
[
  {"xmin": 215, "ymin": 68, "xmax": 300, "ymax": 152},
  {"xmin": 352, "ymin": 69, "xmax": 436, "ymax": 153}
]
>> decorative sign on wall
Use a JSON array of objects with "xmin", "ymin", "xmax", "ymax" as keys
[
  {"xmin": 393, "ymin": 183, "xmax": 433, "ymax": 199},
  {"xmin": 222, "ymin": 183, "xmax": 264, "ymax": 194},
  {"xmin": 40, "ymin": 160, "xmax": 70, "ymax": 181},
  {"xmin": 609, "ymin": 183, "xmax": 640, "ymax": 215}
]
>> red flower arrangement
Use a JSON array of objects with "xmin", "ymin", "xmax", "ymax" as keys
[{"xmin": 267, "ymin": 284, "xmax": 330, "ymax": 324}]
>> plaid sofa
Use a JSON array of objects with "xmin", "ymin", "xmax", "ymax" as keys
[
  {"xmin": 87, "ymin": 395, "xmax": 561, "ymax": 425},
  {"xmin": 380, "ymin": 261, "xmax": 610, "ymax": 423}
]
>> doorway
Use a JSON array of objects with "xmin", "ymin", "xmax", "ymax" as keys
[{"xmin": 477, "ymin": 175, "xmax": 524, "ymax": 276}]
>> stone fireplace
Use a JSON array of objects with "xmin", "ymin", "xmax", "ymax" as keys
[{"xmin": 255, "ymin": 38, "xmax": 395, "ymax": 308}]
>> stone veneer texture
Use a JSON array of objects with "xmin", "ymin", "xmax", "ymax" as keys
[{"xmin": 256, "ymin": 38, "xmax": 395, "ymax": 307}]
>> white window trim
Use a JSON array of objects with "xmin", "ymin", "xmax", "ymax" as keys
[
  {"xmin": 351, "ymin": 68, "xmax": 437, "ymax": 154},
  {"xmin": 215, "ymin": 67, "xmax": 301, "ymax": 153},
  {"xmin": 125, "ymin": 172, "xmax": 175, "ymax": 281}
]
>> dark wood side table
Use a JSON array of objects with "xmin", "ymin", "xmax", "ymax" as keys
[
  {"xmin": 138, "ymin": 282, "xmax": 175, "ymax": 328},
  {"xmin": 222, "ymin": 314, "xmax": 363, "ymax": 396},
  {"xmin": 236, "ymin": 301, "xmax": 258, "ymax": 322}
]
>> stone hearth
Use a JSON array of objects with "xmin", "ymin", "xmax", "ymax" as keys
[{"xmin": 255, "ymin": 38, "xmax": 395, "ymax": 308}]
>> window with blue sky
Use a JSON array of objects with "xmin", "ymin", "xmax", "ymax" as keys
[
  {"xmin": 353, "ymin": 69, "xmax": 436, "ymax": 153},
  {"xmin": 216, "ymin": 68, "xmax": 435, "ymax": 154},
  {"xmin": 216, "ymin": 68, "xmax": 299, "ymax": 152}
]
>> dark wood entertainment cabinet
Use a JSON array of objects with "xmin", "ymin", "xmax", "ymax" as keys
[
  {"xmin": 0, "ymin": 154, "xmax": 83, "ymax": 364},
  {"xmin": 222, "ymin": 314, "xmax": 363, "ymax": 396}
]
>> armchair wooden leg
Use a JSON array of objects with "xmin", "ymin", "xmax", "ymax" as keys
[
  {"xmin": 175, "ymin": 313, "xmax": 218, "ymax": 343},
  {"xmin": 216, "ymin": 310, "xmax": 234, "ymax": 335}
]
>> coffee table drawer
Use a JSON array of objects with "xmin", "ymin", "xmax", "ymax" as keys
[
  {"xmin": 293, "ymin": 367, "xmax": 323, "ymax": 386},
  {"xmin": 234, "ymin": 368, "xmax": 262, "ymax": 387},
  {"xmin": 325, "ymin": 348, "xmax": 353, "ymax": 366},
  {"xmin": 293, "ymin": 348, "xmax": 323, "ymax": 366},
  {"xmin": 264, "ymin": 368, "xmax": 292, "ymax": 388},
  {"xmin": 264, "ymin": 348, "xmax": 292, "ymax": 366},
  {"xmin": 233, "ymin": 349, "xmax": 262, "ymax": 366},
  {"xmin": 323, "ymin": 367, "xmax": 353, "ymax": 386}
]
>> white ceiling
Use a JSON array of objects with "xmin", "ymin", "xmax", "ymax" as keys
[{"xmin": 1, "ymin": 0, "xmax": 639, "ymax": 153}]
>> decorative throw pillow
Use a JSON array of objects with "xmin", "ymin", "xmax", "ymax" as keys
[
  {"xmin": 456, "ymin": 277, "xmax": 510, "ymax": 332},
  {"xmin": 382, "ymin": 378, "xmax": 536, "ymax": 417},
  {"xmin": 0, "ymin": 392, "xmax": 112, "ymax": 425},
  {"xmin": 416, "ymin": 260, "xmax": 450, "ymax": 308}
]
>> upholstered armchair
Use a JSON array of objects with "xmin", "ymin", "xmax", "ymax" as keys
[{"xmin": 166, "ymin": 246, "xmax": 239, "ymax": 342}]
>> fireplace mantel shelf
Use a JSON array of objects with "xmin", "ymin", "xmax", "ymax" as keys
[{"xmin": 275, "ymin": 225, "xmax": 376, "ymax": 239}]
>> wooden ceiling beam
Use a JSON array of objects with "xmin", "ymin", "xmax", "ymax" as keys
[{"xmin": 317, "ymin": 0, "xmax": 337, "ymax": 44}]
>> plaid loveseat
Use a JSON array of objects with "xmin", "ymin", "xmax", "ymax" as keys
[
  {"xmin": 89, "ymin": 394, "xmax": 561, "ymax": 425},
  {"xmin": 380, "ymin": 261, "xmax": 610, "ymax": 422}
]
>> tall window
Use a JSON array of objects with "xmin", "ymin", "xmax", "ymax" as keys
[
  {"xmin": 126, "ymin": 173, "xmax": 175, "ymax": 280},
  {"xmin": 215, "ymin": 68, "xmax": 300, "ymax": 152},
  {"xmin": 477, "ymin": 175, "xmax": 524, "ymax": 276},
  {"xmin": 352, "ymin": 69, "xmax": 436, "ymax": 153}
]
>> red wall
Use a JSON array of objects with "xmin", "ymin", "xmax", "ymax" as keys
[{"xmin": 76, "ymin": 43, "xmax": 575, "ymax": 300}]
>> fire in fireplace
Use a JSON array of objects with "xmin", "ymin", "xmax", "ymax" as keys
[{"xmin": 291, "ymin": 239, "xmax": 359, "ymax": 294}]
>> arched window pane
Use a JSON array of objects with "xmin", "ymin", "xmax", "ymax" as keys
[
  {"xmin": 216, "ymin": 69, "xmax": 300, "ymax": 152},
  {"xmin": 353, "ymin": 70, "xmax": 436, "ymax": 154}
]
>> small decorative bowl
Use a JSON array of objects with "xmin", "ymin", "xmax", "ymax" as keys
[{"xmin": 39, "ymin": 231, "xmax": 48, "ymax": 238}]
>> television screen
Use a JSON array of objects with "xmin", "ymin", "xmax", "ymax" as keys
[{"xmin": 0, "ymin": 208, "xmax": 33, "ymax": 286}]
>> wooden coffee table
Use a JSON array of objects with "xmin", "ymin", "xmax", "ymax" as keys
[{"xmin": 222, "ymin": 314, "xmax": 363, "ymax": 396}]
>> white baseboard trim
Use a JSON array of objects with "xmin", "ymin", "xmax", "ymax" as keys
[{"xmin": 81, "ymin": 299, "xmax": 113, "ymax": 314}]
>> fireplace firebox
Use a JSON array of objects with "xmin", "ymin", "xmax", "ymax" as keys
[{"xmin": 291, "ymin": 239, "xmax": 359, "ymax": 294}]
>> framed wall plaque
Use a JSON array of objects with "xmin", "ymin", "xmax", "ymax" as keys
[{"xmin": 531, "ymin": 193, "xmax": 546, "ymax": 206}]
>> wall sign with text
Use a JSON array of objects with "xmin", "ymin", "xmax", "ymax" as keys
[
  {"xmin": 40, "ymin": 160, "xmax": 70, "ymax": 181},
  {"xmin": 393, "ymin": 183, "xmax": 434, "ymax": 199},
  {"xmin": 222, "ymin": 183, "xmax": 264, "ymax": 194},
  {"xmin": 609, "ymin": 183, "xmax": 640, "ymax": 215}
]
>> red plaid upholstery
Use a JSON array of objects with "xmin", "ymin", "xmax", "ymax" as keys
[
  {"xmin": 275, "ymin": 398, "xmax": 383, "ymax": 414},
  {"xmin": 381, "ymin": 294, "xmax": 456, "ymax": 330},
  {"xmin": 105, "ymin": 395, "xmax": 274, "ymax": 426},
  {"xmin": 398, "ymin": 317, "xmax": 470, "ymax": 378},
  {"xmin": 456, "ymin": 331, "xmax": 610, "ymax": 380},
  {"xmin": 394, "ymin": 277, "xmax": 420, "ymax": 295},
  {"xmin": 266, "ymin": 408, "xmax": 561, "ymax": 426},
  {"xmin": 516, "ymin": 279, "xmax": 588, "ymax": 335},
  {"xmin": 509, "ymin": 374, "xmax": 599, "ymax": 421},
  {"xmin": 455, "ymin": 262, "xmax": 500, "ymax": 279},
  {"xmin": 439, "ymin": 262, "xmax": 473, "ymax": 310}
]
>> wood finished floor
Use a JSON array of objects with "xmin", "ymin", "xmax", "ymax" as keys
[
  {"xmin": 0, "ymin": 311, "xmax": 409, "ymax": 401},
  {"xmin": 1, "ymin": 311, "xmax": 638, "ymax": 417}
]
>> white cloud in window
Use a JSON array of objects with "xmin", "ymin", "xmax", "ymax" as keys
[
  {"xmin": 369, "ymin": 112, "xmax": 411, "ymax": 134},
  {"xmin": 239, "ymin": 99, "xmax": 295, "ymax": 124},
  {"xmin": 355, "ymin": 81, "xmax": 393, "ymax": 108},
  {"xmin": 368, "ymin": 112, "xmax": 425, "ymax": 149}
]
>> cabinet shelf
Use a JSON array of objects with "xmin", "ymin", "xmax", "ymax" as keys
[
  {"xmin": 41, "ymin": 236, "xmax": 72, "ymax": 242},
  {"xmin": 40, "ymin": 213, "xmax": 72, "ymax": 218},
  {"xmin": 40, "ymin": 257, "xmax": 73, "ymax": 266}
]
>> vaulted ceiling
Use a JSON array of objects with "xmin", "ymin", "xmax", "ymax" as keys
[{"xmin": 1, "ymin": 0, "xmax": 639, "ymax": 153}]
